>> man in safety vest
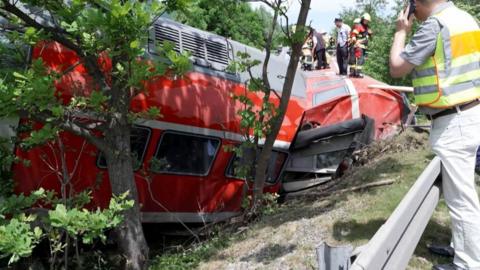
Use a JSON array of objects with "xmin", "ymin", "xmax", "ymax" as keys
[
  {"xmin": 390, "ymin": 0, "xmax": 480, "ymax": 269},
  {"xmin": 349, "ymin": 13, "xmax": 372, "ymax": 78}
]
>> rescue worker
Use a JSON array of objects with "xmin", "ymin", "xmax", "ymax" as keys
[
  {"xmin": 319, "ymin": 29, "xmax": 330, "ymax": 69},
  {"xmin": 335, "ymin": 18, "xmax": 351, "ymax": 75},
  {"xmin": 350, "ymin": 13, "xmax": 373, "ymax": 78},
  {"xmin": 390, "ymin": 0, "xmax": 480, "ymax": 269},
  {"xmin": 360, "ymin": 13, "xmax": 373, "ymax": 57},
  {"xmin": 301, "ymin": 30, "xmax": 314, "ymax": 70},
  {"xmin": 311, "ymin": 28, "xmax": 327, "ymax": 70},
  {"xmin": 348, "ymin": 18, "xmax": 361, "ymax": 76}
]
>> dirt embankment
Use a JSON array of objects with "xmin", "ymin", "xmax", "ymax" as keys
[{"xmin": 354, "ymin": 128, "xmax": 429, "ymax": 166}]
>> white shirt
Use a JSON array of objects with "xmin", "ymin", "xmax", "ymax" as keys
[{"xmin": 336, "ymin": 24, "xmax": 351, "ymax": 47}]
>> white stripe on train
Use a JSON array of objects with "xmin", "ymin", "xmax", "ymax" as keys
[{"xmin": 137, "ymin": 119, "xmax": 291, "ymax": 150}]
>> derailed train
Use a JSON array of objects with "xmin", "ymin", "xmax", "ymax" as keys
[{"xmin": 3, "ymin": 18, "xmax": 409, "ymax": 223}]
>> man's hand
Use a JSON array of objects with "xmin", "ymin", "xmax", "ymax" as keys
[
  {"xmin": 396, "ymin": 3, "xmax": 415, "ymax": 34},
  {"xmin": 389, "ymin": 4, "xmax": 416, "ymax": 78}
]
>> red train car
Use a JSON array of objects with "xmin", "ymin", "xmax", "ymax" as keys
[
  {"xmin": 3, "ymin": 18, "xmax": 409, "ymax": 222},
  {"xmin": 281, "ymin": 71, "xmax": 409, "ymax": 193},
  {"xmin": 9, "ymin": 18, "xmax": 307, "ymax": 223}
]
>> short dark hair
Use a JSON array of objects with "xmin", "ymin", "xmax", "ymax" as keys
[
  {"xmin": 418, "ymin": 0, "xmax": 437, "ymax": 3},
  {"xmin": 335, "ymin": 18, "xmax": 343, "ymax": 22}
]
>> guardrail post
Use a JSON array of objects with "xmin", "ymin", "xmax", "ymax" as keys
[{"xmin": 316, "ymin": 242, "xmax": 353, "ymax": 270}]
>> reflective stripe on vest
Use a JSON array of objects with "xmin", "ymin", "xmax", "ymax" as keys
[{"xmin": 412, "ymin": 5, "xmax": 480, "ymax": 108}]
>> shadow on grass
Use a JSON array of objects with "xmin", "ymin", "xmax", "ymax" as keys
[
  {"xmin": 332, "ymin": 218, "xmax": 386, "ymax": 242},
  {"xmin": 259, "ymin": 198, "xmax": 339, "ymax": 229},
  {"xmin": 331, "ymin": 215, "xmax": 452, "ymax": 267},
  {"xmin": 413, "ymin": 218, "xmax": 452, "ymax": 265},
  {"xmin": 240, "ymin": 243, "xmax": 297, "ymax": 263}
]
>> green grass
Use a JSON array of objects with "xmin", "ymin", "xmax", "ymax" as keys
[
  {"xmin": 415, "ymin": 113, "xmax": 430, "ymax": 126},
  {"xmin": 150, "ymin": 233, "xmax": 234, "ymax": 270},
  {"xmin": 332, "ymin": 152, "xmax": 436, "ymax": 240}
]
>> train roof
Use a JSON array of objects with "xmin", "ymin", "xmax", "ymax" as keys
[{"xmin": 149, "ymin": 18, "xmax": 307, "ymax": 98}]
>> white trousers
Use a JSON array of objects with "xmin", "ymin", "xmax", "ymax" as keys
[{"xmin": 430, "ymin": 104, "xmax": 480, "ymax": 269}]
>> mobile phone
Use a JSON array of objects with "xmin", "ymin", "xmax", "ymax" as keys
[{"xmin": 406, "ymin": 0, "xmax": 416, "ymax": 19}]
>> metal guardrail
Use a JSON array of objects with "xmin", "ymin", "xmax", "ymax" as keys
[{"xmin": 318, "ymin": 157, "xmax": 442, "ymax": 270}]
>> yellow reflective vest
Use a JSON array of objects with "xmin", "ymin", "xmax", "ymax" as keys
[{"xmin": 412, "ymin": 5, "xmax": 480, "ymax": 108}]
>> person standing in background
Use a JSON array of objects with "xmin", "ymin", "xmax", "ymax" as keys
[
  {"xmin": 320, "ymin": 29, "xmax": 330, "ymax": 69},
  {"xmin": 335, "ymin": 18, "xmax": 350, "ymax": 75},
  {"xmin": 348, "ymin": 18, "xmax": 361, "ymax": 76},
  {"xmin": 350, "ymin": 13, "xmax": 372, "ymax": 78},
  {"xmin": 311, "ymin": 28, "xmax": 327, "ymax": 70}
]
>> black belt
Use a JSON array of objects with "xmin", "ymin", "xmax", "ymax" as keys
[{"xmin": 427, "ymin": 99, "xmax": 480, "ymax": 120}]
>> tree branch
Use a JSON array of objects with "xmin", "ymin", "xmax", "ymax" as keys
[
  {"xmin": 24, "ymin": 110, "xmax": 109, "ymax": 153},
  {"xmin": 57, "ymin": 120, "xmax": 108, "ymax": 153},
  {"xmin": 1, "ymin": 0, "xmax": 82, "ymax": 55},
  {"xmin": 1, "ymin": 1, "xmax": 109, "ymax": 91}
]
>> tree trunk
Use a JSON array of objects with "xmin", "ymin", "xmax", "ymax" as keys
[
  {"xmin": 252, "ymin": 0, "xmax": 311, "ymax": 212},
  {"xmin": 105, "ymin": 125, "xmax": 149, "ymax": 270},
  {"xmin": 249, "ymin": 2, "xmax": 279, "ymax": 215}
]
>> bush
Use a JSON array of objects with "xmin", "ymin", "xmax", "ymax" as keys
[{"xmin": 0, "ymin": 189, "xmax": 133, "ymax": 269}]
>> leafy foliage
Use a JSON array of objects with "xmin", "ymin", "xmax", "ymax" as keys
[
  {"xmin": 0, "ymin": 188, "xmax": 54, "ymax": 217},
  {"xmin": 0, "ymin": 216, "xmax": 42, "ymax": 265},
  {"xmin": 0, "ymin": 189, "xmax": 133, "ymax": 266},
  {"xmin": 151, "ymin": 233, "xmax": 231, "ymax": 270},
  {"xmin": 173, "ymin": 0, "xmax": 285, "ymax": 49},
  {"xmin": 47, "ymin": 192, "xmax": 133, "ymax": 245},
  {"xmin": 456, "ymin": 0, "xmax": 480, "ymax": 19},
  {"xmin": 241, "ymin": 192, "xmax": 280, "ymax": 216}
]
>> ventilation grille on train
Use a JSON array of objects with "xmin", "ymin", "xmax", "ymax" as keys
[
  {"xmin": 154, "ymin": 24, "xmax": 181, "ymax": 52},
  {"xmin": 151, "ymin": 23, "xmax": 230, "ymax": 69}
]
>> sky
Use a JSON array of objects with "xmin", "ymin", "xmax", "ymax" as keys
[{"xmin": 249, "ymin": 0, "xmax": 397, "ymax": 33}]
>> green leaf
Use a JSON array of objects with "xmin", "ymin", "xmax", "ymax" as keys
[
  {"xmin": 130, "ymin": 40, "xmax": 140, "ymax": 49},
  {"xmin": 24, "ymin": 27, "xmax": 36, "ymax": 36},
  {"xmin": 116, "ymin": 63, "xmax": 125, "ymax": 72},
  {"xmin": 33, "ymin": 227, "xmax": 42, "ymax": 238},
  {"xmin": 51, "ymin": 106, "xmax": 64, "ymax": 117},
  {"xmin": 12, "ymin": 72, "xmax": 27, "ymax": 80},
  {"xmin": 89, "ymin": 91, "xmax": 108, "ymax": 109},
  {"xmin": 146, "ymin": 106, "xmax": 161, "ymax": 119}
]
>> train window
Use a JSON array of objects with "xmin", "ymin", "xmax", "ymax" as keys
[
  {"xmin": 97, "ymin": 126, "xmax": 151, "ymax": 170},
  {"xmin": 151, "ymin": 132, "xmax": 220, "ymax": 176},
  {"xmin": 226, "ymin": 148, "xmax": 288, "ymax": 184},
  {"xmin": 313, "ymin": 85, "xmax": 350, "ymax": 106},
  {"xmin": 266, "ymin": 151, "xmax": 288, "ymax": 184}
]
